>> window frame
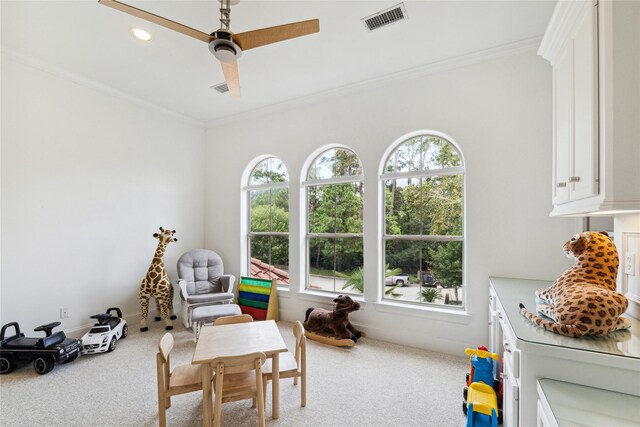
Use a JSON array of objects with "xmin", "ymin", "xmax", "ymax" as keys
[
  {"xmin": 380, "ymin": 134, "xmax": 465, "ymax": 310},
  {"xmin": 303, "ymin": 148, "xmax": 364, "ymax": 295},
  {"xmin": 244, "ymin": 158, "xmax": 290, "ymax": 287}
]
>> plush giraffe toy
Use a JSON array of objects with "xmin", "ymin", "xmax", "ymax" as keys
[{"xmin": 139, "ymin": 227, "xmax": 178, "ymax": 332}]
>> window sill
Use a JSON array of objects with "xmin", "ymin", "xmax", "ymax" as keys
[
  {"xmin": 289, "ymin": 290, "xmax": 469, "ymax": 324},
  {"xmin": 295, "ymin": 289, "xmax": 367, "ymax": 309},
  {"xmin": 373, "ymin": 300, "xmax": 471, "ymax": 324}
]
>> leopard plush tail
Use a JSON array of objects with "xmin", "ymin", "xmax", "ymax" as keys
[{"xmin": 518, "ymin": 303, "xmax": 588, "ymax": 337}]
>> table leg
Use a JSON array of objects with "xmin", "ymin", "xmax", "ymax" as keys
[
  {"xmin": 272, "ymin": 353, "xmax": 279, "ymax": 419},
  {"xmin": 202, "ymin": 363, "xmax": 212, "ymax": 427}
]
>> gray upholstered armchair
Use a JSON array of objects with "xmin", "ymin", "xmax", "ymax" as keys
[{"xmin": 176, "ymin": 249, "xmax": 236, "ymax": 328}]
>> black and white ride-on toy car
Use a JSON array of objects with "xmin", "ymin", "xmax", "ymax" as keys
[
  {"xmin": 80, "ymin": 307, "xmax": 128, "ymax": 355},
  {"xmin": 0, "ymin": 321, "xmax": 82, "ymax": 375}
]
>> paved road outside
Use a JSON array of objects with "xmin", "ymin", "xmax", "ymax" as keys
[
  {"xmin": 308, "ymin": 275, "xmax": 348, "ymax": 292},
  {"xmin": 308, "ymin": 275, "xmax": 459, "ymax": 304}
]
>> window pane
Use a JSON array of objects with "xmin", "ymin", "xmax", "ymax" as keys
[
  {"xmin": 384, "ymin": 178, "xmax": 424, "ymax": 235},
  {"xmin": 385, "ymin": 138, "xmax": 418, "ymax": 173},
  {"xmin": 424, "ymin": 137, "xmax": 461, "ymax": 169},
  {"xmin": 335, "ymin": 237, "xmax": 363, "ymax": 293},
  {"xmin": 250, "ymin": 189, "xmax": 270, "ymax": 232},
  {"xmin": 271, "ymin": 188, "xmax": 289, "ymax": 233},
  {"xmin": 308, "ymin": 149, "xmax": 336, "ymax": 180},
  {"xmin": 384, "ymin": 175, "xmax": 462, "ymax": 237},
  {"xmin": 250, "ymin": 161, "xmax": 270, "ymax": 185},
  {"xmin": 423, "ymin": 175, "xmax": 462, "ymax": 236},
  {"xmin": 334, "ymin": 183, "xmax": 363, "ymax": 233},
  {"xmin": 334, "ymin": 149, "xmax": 362, "ymax": 177},
  {"xmin": 308, "ymin": 185, "xmax": 333, "ymax": 233},
  {"xmin": 307, "ymin": 237, "xmax": 335, "ymax": 290},
  {"xmin": 385, "ymin": 136, "xmax": 462, "ymax": 173},
  {"xmin": 250, "ymin": 157, "xmax": 289, "ymax": 185},
  {"xmin": 384, "ymin": 239, "xmax": 463, "ymax": 307},
  {"xmin": 308, "ymin": 183, "xmax": 363, "ymax": 234},
  {"xmin": 308, "ymin": 148, "xmax": 362, "ymax": 180},
  {"xmin": 267, "ymin": 158, "xmax": 289, "ymax": 182},
  {"xmin": 249, "ymin": 235, "xmax": 289, "ymax": 287},
  {"xmin": 250, "ymin": 188, "xmax": 289, "ymax": 233},
  {"xmin": 307, "ymin": 237, "xmax": 363, "ymax": 294}
]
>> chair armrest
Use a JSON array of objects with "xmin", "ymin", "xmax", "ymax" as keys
[
  {"xmin": 220, "ymin": 274, "xmax": 236, "ymax": 295},
  {"xmin": 177, "ymin": 279, "xmax": 189, "ymax": 301}
]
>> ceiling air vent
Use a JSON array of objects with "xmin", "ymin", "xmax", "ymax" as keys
[
  {"xmin": 211, "ymin": 82, "xmax": 229, "ymax": 94},
  {"xmin": 361, "ymin": 3, "xmax": 407, "ymax": 32}
]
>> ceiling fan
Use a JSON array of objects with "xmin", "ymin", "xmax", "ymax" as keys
[{"xmin": 98, "ymin": 0, "xmax": 319, "ymax": 98}]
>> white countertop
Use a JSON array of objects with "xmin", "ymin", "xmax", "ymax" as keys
[{"xmin": 490, "ymin": 277, "xmax": 640, "ymax": 359}]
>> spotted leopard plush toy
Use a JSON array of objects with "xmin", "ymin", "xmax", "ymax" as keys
[{"xmin": 519, "ymin": 231, "xmax": 631, "ymax": 337}]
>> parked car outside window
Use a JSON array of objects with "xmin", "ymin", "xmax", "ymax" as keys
[{"xmin": 385, "ymin": 273, "xmax": 409, "ymax": 287}]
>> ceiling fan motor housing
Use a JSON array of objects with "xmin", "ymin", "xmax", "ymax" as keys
[{"xmin": 209, "ymin": 30, "xmax": 242, "ymax": 63}]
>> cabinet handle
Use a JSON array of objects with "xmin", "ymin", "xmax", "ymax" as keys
[
  {"xmin": 503, "ymin": 342, "xmax": 512, "ymax": 353},
  {"xmin": 569, "ymin": 176, "xmax": 581, "ymax": 182},
  {"xmin": 498, "ymin": 313, "xmax": 503, "ymax": 320},
  {"xmin": 556, "ymin": 182, "xmax": 567, "ymax": 188}
]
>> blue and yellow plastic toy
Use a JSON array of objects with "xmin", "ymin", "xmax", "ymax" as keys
[{"xmin": 463, "ymin": 347, "xmax": 501, "ymax": 427}]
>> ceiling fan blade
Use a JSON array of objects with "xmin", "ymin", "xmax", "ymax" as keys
[
  {"xmin": 220, "ymin": 61, "xmax": 241, "ymax": 98},
  {"xmin": 98, "ymin": 0, "xmax": 213, "ymax": 43},
  {"xmin": 233, "ymin": 19, "xmax": 319, "ymax": 51}
]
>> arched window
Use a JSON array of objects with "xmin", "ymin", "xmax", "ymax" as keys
[
  {"xmin": 305, "ymin": 148, "xmax": 363, "ymax": 294},
  {"xmin": 246, "ymin": 157, "xmax": 289, "ymax": 286},
  {"xmin": 381, "ymin": 134, "xmax": 464, "ymax": 308}
]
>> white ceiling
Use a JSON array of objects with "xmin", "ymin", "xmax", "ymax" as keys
[{"xmin": 1, "ymin": 1, "xmax": 556, "ymax": 123}]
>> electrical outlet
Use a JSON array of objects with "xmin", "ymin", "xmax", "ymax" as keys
[
  {"xmin": 60, "ymin": 308, "xmax": 69, "ymax": 319},
  {"xmin": 625, "ymin": 252, "xmax": 636, "ymax": 276}
]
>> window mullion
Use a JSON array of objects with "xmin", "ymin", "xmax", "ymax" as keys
[{"xmin": 383, "ymin": 235, "xmax": 463, "ymax": 241}]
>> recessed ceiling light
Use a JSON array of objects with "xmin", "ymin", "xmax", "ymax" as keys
[{"xmin": 130, "ymin": 28, "xmax": 152, "ymax": 41}]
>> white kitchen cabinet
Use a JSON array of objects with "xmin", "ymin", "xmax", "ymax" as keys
[
  {"xmin": 548, "ymin": 0, "xmax": 598, "ymax": 206},
  {"xmin": 539, "ymin": 0, "xmax": 640, "ymax": 216},
  {"xmin": 489, "ymin": 277, "xmax": 640, "ymax": 427}
]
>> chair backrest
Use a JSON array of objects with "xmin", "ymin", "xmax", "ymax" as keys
[
  {"xmin": 177, "ymin": 249, "xmax": 225, "ymax": 295},
  {"xmin": 293, "ymin": 321, "xmax": 306, "ymax": 368},
  {"xmin": 212, "ymin": 352, "xmax": 266, "ymax": 427},
  {"xmin": 213, "ymin": 314, "xmax": 254, "ymax": 325},
  {"xmin": 212, "ymin": 351, "xmax": 266, "ymax": 375},
  {"xmin": 157, "ymin": 333, "xmax": 174, "ymax": 391}
]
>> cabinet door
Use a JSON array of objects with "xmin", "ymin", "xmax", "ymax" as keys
[
  {"xmin": 570, "ymin": 1, "xmax": 599, "ymax": 201},
  {"xmin": 502, "ymin": 348, "xmax": 520, "ymax": 427},
  {"xmin": 551, "ymin": 1, "xmax": 599, "ymax": 206},
  {"xmin": 488, "ymin": 292, "xmax": 501, "ymax": 355},
  {"xmin": 552, "ymin": 46, "xmax": 572, "ymax": 204}
]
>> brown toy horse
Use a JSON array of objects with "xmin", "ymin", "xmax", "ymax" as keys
[{"xmin": 304, "ymin": 295, "xmax": 362, "ymax": 342}]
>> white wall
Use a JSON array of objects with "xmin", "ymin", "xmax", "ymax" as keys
[
  {"xmin": 615, "ymin": 213, "xmax": 640, "ymax": 320},
  {"xmin": 203, "ymin": 50, "xmax": 578, "ymax": 355},
  {"xmin": 1, "ymin": 54, "xmax": 205, "ymax": 334}
]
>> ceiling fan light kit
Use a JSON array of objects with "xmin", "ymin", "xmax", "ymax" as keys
[
  {"xmin": 209, "ymin": 31, "xmax": 242, "ymax": 63},
  {"xmin": 98, "ymin": 0, "xmax": 319, "ymax": 98}
]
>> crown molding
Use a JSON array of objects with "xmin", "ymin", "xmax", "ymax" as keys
[
  {"xmin": 538, "ymin": 0, "xmax": 591, "ymax": 62},
  {"xmin": 1, "ymin": 47, "xmax": 205, "ymax": 129},
  {"xmin": 205, "ymin": 36, "xmax": 544, "ymax": 129}
]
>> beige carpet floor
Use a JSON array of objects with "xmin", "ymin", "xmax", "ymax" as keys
[{"xmin": 0, "ymin": 321, "xmax": 469, "ymax": 426}]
